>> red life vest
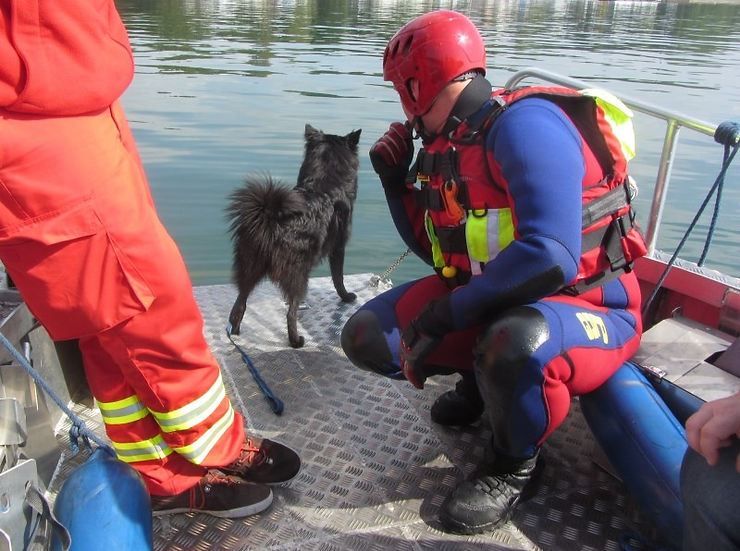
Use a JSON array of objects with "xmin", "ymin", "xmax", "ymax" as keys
[{"xmin": 408, "ymin": 85, "xmax": 647, "ymax": 290}]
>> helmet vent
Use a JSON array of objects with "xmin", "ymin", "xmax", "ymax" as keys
[{"xmin": 402, "ymin": 36, "xmax": 413, "ymax": 57}]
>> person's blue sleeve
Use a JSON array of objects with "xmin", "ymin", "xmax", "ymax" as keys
[{"xmin": 446, "ymin": 98, "xmax": 585, "ymax": 330}]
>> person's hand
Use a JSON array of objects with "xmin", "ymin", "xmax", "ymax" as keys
[
  {"xmin": 400, "ymin": 321, "xmax": 439, "ymax": 389},
  {"xmin": 369, "ymin": 122, "xmax": 413, "ymax": 192},
  {"xmin": 685, "ymin": 390, "xmax": 740, "ymax": 472}
]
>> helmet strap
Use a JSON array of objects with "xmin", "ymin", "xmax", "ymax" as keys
[
  {"xmin": 440, "ymin": 74, "xmax": 492, "ymax": 138},
  {"xmin": 414, "ymin": 116, "xmax": 436, "ymax": 143},
  {"xmin": 413, "ymin": 74, "xmax": 492, "ymax": 143}
]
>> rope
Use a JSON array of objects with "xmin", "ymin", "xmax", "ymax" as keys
[
  {"xmin": 697, "ymin": 142, "xmax": 728, "ymax": 266},
  {"xmin": 0, "ymin": 331, "xmax": 112, "ymax": 454},
  {"xmin": 226, "ymin": 325, "xmax": 284, "ymax": 415},
  {"xmin": 642, "ymin": 121, "xmax": 740, "ymax": 316}
]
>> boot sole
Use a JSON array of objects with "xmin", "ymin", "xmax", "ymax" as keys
[
  {"xmin": 222, "ymin": 463, "xmax": 301, "ymax": 485},
  {"xmin": 439, "ymin": 500, "xmax": 515, "ymax": 535},
  {"xmin": 152, "ymin": 491, "xmax": 273, "ymax": 518},
  {"xmin": 430, "ymin": 407, "xmax": 484, "ymax": 426},
  {"xmin": 439, "ymin": 457, "xmax": 546, "ymax": 535}
]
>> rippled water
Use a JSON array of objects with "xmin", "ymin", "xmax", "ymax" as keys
[{"xmin": 116, "ymin": 0, "xmax": 740, "ymax": 285}]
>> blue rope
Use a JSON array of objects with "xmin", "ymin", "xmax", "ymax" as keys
[
  {"xmin": 226, "ymin": 325, "xmax": 284, "ymax": 415},
  {"xmin": 642, "ymin": 121, "xmax": 739, "ymax": 316},
  {"xmin": 0, "ymin": 331, "xmax": 113, "ymax": 454},
  {"xmin": 697, "ymin": 130, "xmax": 736, "ymax": 265}
]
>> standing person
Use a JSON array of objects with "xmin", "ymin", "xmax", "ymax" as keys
[
  {"xmin": 681, "ymin": 390, "xmax": 740, "ymax": 551},
  {"xmin": 341, "ymin": 10, "xmax": 647, "ymax": 534},
  {"xmin": 0, "ymin": 0, "xmax": 300, "ymax": 517}
]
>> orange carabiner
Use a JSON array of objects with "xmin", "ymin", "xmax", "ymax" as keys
[{"xmin": 441, "ymin": 180, "xmax": 465, "ymax": 223}]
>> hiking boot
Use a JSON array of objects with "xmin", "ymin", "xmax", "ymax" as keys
[
  {"xmin": 440, "ymin": 450, "xmax": 543, "ymax": 534},
  {"xmin": 431, "ymin": 375, "xmax": 485, "ymax": 426},
  {"xmin": 151, "ymin": 470, "xmax": 273, "ymax": 518},
  {"xmin": 220, "ymin": 436, "xmax": 301, "ymax": 484}
]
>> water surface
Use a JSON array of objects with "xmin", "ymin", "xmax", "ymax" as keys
[{"xmin": 116, "ymin": 0, "xmax": 740, "ymax": 285}]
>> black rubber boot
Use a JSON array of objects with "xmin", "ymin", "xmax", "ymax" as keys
[
  {"xmin": 439, "ymin": 450, "xmax": 543, "ymax": 535},
  {"xmin": 430, "ymin": 373, "xmax": 485, "ymax": 426}
]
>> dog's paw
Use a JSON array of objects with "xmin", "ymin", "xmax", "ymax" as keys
[
  {"xmin": 289, "ymin": 335, "xmax": 305, "ymax": 349},
  {"xmin": 341, "ymin": 292, "xmax": 357, "ymax": 303}
]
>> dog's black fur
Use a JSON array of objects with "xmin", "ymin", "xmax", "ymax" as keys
[{"xmin": 225, "ymin": 124, "xmax": 362, "ymax": 348}]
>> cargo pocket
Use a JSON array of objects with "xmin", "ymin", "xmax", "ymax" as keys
[{"xmin": 0, "ymin": 198, "xmax": 155, "ymax": 340}]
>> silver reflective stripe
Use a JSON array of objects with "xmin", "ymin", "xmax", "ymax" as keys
[
  {"xmin": 172, "ymin": 405, "xmax": 236, "ymax": 464},
  {"xmin": 112, "ymin": 434, "xmax": 172, "ymax": 463},
  {"xmin": 149, "ymin": 373, "xmax": 227, "ymax": 433},
  {"xmin": 98, "ymin": 395, "xmax": 148, "ymax": 425}
]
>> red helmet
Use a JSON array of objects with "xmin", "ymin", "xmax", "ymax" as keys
[{"xmin": 383, "ymin": 10, "xmax": 486, "ymax": 116}]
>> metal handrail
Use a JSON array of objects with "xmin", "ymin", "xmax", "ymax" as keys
[{"xmin": 504, "ymin": 68, "xmax": 718, "ymax": 255}]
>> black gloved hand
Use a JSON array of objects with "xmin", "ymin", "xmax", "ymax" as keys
[
  {"xmin": 400, "ymin": 320, "xmax": 440, "ymax": 390},
  {"xmin": 415, "ymin": 297, "xmax": 454, "ymax": 337},
  {"xmin": 399, "ymin": 297, "xmax": 455, "ymax": 389},
  {"xmin": 369, "ymin": 121, "xmax": 414, "ymax": 194}
]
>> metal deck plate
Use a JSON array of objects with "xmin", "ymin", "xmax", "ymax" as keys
[{"xmin": 50, "ymin": 274, "xmax": 657, "ymax": 550}]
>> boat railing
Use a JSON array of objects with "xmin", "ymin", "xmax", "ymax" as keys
[{"xmin": 504, "ymin": 68, "xmax": 719, "ymax": 257}]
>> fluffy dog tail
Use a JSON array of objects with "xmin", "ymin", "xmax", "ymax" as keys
[{"xmin": 225, "ymin": 175, "xmax": 304, "ymax": 256}]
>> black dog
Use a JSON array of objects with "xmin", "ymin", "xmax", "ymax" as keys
[{"xmin": 225, "ymin": 124, "xmax": 361, "ymax": 348}]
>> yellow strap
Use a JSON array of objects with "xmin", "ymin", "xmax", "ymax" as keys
[{"xmin": 424, "ymin": 213, "xmax": 445, "ymax": 268}]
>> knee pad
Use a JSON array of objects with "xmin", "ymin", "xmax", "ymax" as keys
[
  {"xmin": 475, "ymin": 306, "xmax": 550, "ymax": 384},
  {"xmin": 340, "ymin": 309, "xmax": 401, "ymax": 378},
  {"xmin": 474, "ymin": 306, "xmax": 550, "ymax": 454}
]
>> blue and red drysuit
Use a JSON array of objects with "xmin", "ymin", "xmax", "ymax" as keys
[{"xmin": 342, "ymin": 83, "xmax": 646, "ymax": 459}]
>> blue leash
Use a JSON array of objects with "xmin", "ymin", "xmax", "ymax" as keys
[
  {"xmin": 226, "ymin": 325, "xmax": 284, "ymax": 415},
  {"xmin": 0, "ymin": 331, "xmax": 113, "ymax": 454}
]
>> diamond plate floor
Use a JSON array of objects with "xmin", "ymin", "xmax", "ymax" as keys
[{"xmin": 51, "ymin": 274, "xmax": 658, "ymax": 551}]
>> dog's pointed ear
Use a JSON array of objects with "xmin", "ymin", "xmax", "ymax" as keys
[
  {"xmin": 305, "ymin": 124, "xmax": 320, "ymax": 139},
  {"xmin": 346, "ymin": 129, "xmax": 361, "ymax": 147}
]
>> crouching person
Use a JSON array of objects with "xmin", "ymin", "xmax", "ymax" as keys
[{"xmin": 341, "ymin": 10, "xmax": 646, "ymax": 534}]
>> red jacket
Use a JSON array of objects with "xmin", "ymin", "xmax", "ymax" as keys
[{"xmin": 0, "ymin": 0, "xmax": 134, "ymax": 115}]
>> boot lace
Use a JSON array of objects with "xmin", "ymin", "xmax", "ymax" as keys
[
  {"xmin": 232, "ymin": 439, "xmax": 271, "ymax": 470},
  {"xmin": 190, "ymin": 471, "xmax": 241, "ymax": 509}
]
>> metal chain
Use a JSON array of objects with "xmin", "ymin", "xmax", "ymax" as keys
[{"xmin": 369, "ymin": 248, "xmax": 411, "ymax": 289}]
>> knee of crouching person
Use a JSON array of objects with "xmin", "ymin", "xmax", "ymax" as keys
[
  {"xmin": 340, "ymin": 309, "xmax": 400, "ymax": 378},
  {"xmin": 475, "ymin": 306, "xmax": 550, "ymax": 380}
]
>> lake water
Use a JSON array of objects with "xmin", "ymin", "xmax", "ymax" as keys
[{"xmin": 115, "ymin": 0, "xmax": 740, "ymax": 286}]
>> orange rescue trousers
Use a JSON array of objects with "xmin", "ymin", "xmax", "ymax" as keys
[{"xmin": 0, "ymin": 102, "xmax": 244, "ymax": 495}]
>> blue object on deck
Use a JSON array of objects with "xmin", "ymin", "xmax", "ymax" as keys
[
  {"xmin": 51, "ymin": 447, "xmax": 152, "ymax": 551},
  {"xmin": 580, "ymin": 361, "xmax": 698, "ymax": 550}
]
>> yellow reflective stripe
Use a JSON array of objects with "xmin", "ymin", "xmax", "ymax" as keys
[
  {"xmin": 424, "ymin": 212, "xmax": 445, "ymax": 268},
  {"xmin": 111, "ymin": 434, "xmax": 173, "ymax": 463},
  {"xmin": 466, "ymin": 209, "xmax": 488, "ymax": 261},
  {"xmin": 466, "ymin": 208, "xmax": 514, "ymax": 264},
  {"xmin": 581, "ymin": 88, "xmax": 636, "ymax": 161},
  {"xmin": 97, "ymin": 395, "xmax": 149, "ymax": 425},
  {"xmin": 172, "ymin": 405, "xmax": 235, "ymax": 464},
  {"xmin": 149, "ymin": 374, "xmax": 227, "ymax": 433},
  {"xmin": 498, "ymin": 208, "xmax": 515, "ymax": 251}
]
